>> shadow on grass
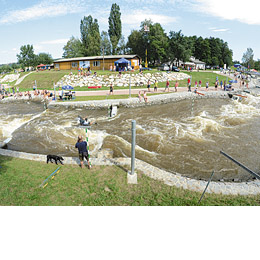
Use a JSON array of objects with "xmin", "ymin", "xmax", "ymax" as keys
[{"xmin": 0, "ymin": 155, "xmax": 14, "ymax": 176}]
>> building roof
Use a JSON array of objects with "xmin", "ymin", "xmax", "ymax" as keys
[{"xmin": 54, "ymin": 55, "xmax": 140, "ymax": 63}]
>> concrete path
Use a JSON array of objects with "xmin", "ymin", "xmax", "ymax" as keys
[{"xmin": 15, "ymin": 72, "xmax": 34, "ymax": 86}]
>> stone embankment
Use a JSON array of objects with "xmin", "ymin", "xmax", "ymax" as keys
[
  {"xmin": 0, "ymin": 73, "xmax": 20, "ymax": 83},
  {"xmin": 49, "ymin": 90, "xmax": 229, "ymax": 109},
  {"xmin": 57, "ymin": 72, "xmax": 190, "ymax": 88},
  {"xmin": 1, "ymin": 148, "xmax": 260, "ymax": 196}
]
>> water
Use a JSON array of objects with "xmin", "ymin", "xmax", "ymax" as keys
[{"xmin": 1, "ymin": 95, "xmax": 260, "ymax": 182}]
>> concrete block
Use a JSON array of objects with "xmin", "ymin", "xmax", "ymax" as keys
[{"xmin": 127, "ymin": 171, "xmax": 138, "ymax": 184}]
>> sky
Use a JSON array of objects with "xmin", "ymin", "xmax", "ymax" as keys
[{"xmin": 0, "ymin": 0, "xmax": 260, "ymax": 64}]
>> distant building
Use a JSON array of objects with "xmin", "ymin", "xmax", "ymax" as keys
[
  {"xmin": 53, "ymin": 55, "xmax": 141, "ymax": 71},
  {"xmin": 173, "ymin": 56, "xmax": 206, "ymax": 70}
]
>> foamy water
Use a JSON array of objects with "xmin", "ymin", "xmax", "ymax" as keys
[{"xmin": 1, "ymin": 96, "xmax": 260, "ymax": 181}]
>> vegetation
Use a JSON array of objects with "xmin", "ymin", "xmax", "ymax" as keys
[
  {"xmin": 0, "ymin": 156, "xmax": 259, "ymax": 206},
  {"xmin": 63, "ymin": 36, "xmax": 85, "ymax": 58},
  {"xmin": 16, "ymin": 45, "xmax": 53, "ymax": 69},
  {"xmin": 242, "ymin": 47, "xmax": 254, "ymax": 69},
  {"xmin": 80, "ymin": 15, "xmax": 101, "ymax": 56},
  {"xmin": 108, "ymin": 3, "xmax": 122, "ymax": 55}
]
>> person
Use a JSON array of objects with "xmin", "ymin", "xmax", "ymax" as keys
[
  {"xmin": 154, "ymin": 80, "xmax": 158, "ymax": 92},
  {"xmin": 79, "ymin": 116, "xmax": 96, "ymax": 126},
  {"xmin": 147, "ymin": 79, "xmax": 151, "ymax": 92},
  {"xmin": 220, "ymin": 80, "xmax": 223, "ymax": 89},
  {"xmin": 187, "ymin": 78, "xmax": 191, "ymax": 92},
  {"xmin": 199, "ymin": 80, "xmax": 202, "ymax": 88},
  {"xmin": 194, "ymin": 81, "xmax": 198, "ymax": 89},
  {"xmin": 165, "ymin": 79, "xmax": 170, "ymax": 92},
  {"xmin": 58, "ymin": 88, "xmax": 63, "ymax": 100},
  {"xmin": 143, "ymin": 91, "xmax": 148, "ymax": 103},
  {"xmin": 109, "ymin": 83, "xmax": 114, "ymax": 95},
  {"xmin": 138, "ymin": 91, "xmax": 142, "ymax": 102},
  {"xmin": 206, "ymin": 81, "xmax": 209, "ymax": 91},
  {"xmin": 174, "ymin": 81, "xmax": 178, "ymax": 92},
  {"xmin": 75, "ymin": 135, "xmax": 91, "ymax": 169},
  {"xmin": 215, "ymin": 81, "xmax": 218, "ymax": 90}
]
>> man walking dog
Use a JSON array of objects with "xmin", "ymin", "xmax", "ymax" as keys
[{"xmin": 75, "ymin": 135, "xmax": 91, "ymax": 169}]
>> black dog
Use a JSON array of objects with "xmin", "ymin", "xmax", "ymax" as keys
[{"xmin": 46, "ymin": 155, "xmax": 64, "ymax": 165}]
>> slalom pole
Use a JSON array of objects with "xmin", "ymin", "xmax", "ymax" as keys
[
  {"xmin": 195, "ymin": 91, "xmax": 205, "ymax": 96},
  {"xmin": 86, "ymin": 128, "xmax": 91, "ymax": 167},
  {"xmin": 40, "ymin": 166, "xmax": 61, "ymax": 188},
  {"xmin": 198, "ymin": 171, "xmax": 215, "ymax": 204}
]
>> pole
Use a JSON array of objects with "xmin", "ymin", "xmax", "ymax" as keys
[
  {"xmin": 129, "ymin": 74, "xmax": 131, "ymax": 98},
  {"xmin": 54, "ymin": 83, "xmax": 56, "ymax": 101},
  {"xmin": 131, "ymin": 120, "xmax": 136, "ymax": 175},
  {"xmin": 103, "ymin": 47, "xmax": 104, "ymax": 71},
  {"xmin": 145, "ymin": 48, "xmax": 148, "ymax": 68},
  {"xmin": 220, "ymin": 151, "xmax": 260, "ymax": 180},
  {"xmin": 35, "ymin": 80, "xmax": 37, "ymax": 91},
  {"xmin": 198, "ymin": 171, "xmax": 215, "ymax": 204}
]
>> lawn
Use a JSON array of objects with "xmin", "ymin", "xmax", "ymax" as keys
[
  {"xmin": 6, "ymin": 70, "xmax": 232, "ymax": 94},
  {"xmin": 0, "ymin": 156, "xmax": 259, "ymax": 206}
]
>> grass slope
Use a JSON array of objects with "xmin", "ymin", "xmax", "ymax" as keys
[{"xmin": 0, "ymin": 156, "xmax": 259, "ymax": 206}]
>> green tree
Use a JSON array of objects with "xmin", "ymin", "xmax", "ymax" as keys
[
  {"xmin": 194, "ymin": 37, "xmax": 211, "ymax": 65},
  {"xmin": 36, "ymin": 53, "xmax": 53, "ymax": 65},
  {"xmin": 242, "ymin": 48, "xmax": 254, "ymax": 69},
  {"xmin": 0, "ymin": 65, "xmax": 12, "ymax": 73},
  {"xmin": 254, "ymin": 59, "xmax": 260, "ymax": 71},
  {"xmin": 63, "ymin": 36, "xmax": 84, "ymax": 58},
  {"xmin": 169, "ymin": 30, "xmax": 190, "ymax": 67},
  {"xmin": 127, "ymin": 30, "xmax": 144, "ymax": 58},
  {"xmin": 108, "ymin": 3, "xmax": 122, "ymax": 55},
  {"xmin": 148, "ymin": 22, "xmax": 169, "ymax": 65},
  {"xmin": 16, "ymin": 44, "xmax": 36, "ymax": 68},
  {"xmin": 100, "ymin": 31, "xmax": 112, "ymax": 55},
  {"xmin": 80, "ymin": 15, "xmax": 101, "ymax": 56},
  {"xmin": 117, "ymin": 36, "xmax": 127, "ymax": 55}
]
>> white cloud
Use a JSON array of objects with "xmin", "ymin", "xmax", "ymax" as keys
[
  {"xmin": 122, "ymin": 9, "xmax": 178, "ymax": 27},
  {"xmin": 193, "ymin": 0, "xmax": 260, "ymax": 25},
  {"xmin": 211, "ymin": 28, "xmax": 229, "ymax": 32},
  {"xmin": 0, "ymin": 0, "xmax": 85, "ymax": 24},
  {"xmin": 40, "ymin": 39, "xmax": 69, "ymax": 45}
]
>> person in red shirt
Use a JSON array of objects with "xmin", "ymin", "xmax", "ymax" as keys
[
  {"xmin": 165, "ymin": 79, "xmax": 170, "ymax": 92},
  {"xmin": 187, "ymin": 78, "xmax": 191, "ymax": 92}
]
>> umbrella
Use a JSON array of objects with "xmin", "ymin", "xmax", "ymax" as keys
[{"xmin": 62, "ymin": 85, "xmax": 74, "ymax": 90}]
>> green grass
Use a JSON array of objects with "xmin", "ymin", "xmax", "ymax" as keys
[
  {"xmin": 17, "ymin": 70, "xmax": 71, "ymax": 92},
  {"xmin": 0, "ymin": 156, "xmax": 259, "ymax": 206},
  {"xmin": 7, "ymin": 70, "xmax": 231, "ymax": 94}
]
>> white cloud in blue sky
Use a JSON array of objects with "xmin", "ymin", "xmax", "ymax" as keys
[{"xmin": 0, "ymin": 0, "xmax": 260, "ymax": 64}]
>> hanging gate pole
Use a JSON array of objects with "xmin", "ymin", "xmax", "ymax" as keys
[{"xmin": 220, "ymin": 151, "xmax": 260, "ymax": 180}]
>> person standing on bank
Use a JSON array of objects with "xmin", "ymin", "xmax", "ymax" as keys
[
  {"xmin": 109, "ymin": 83, "xmax": 114, "ymax": 95},
  {"xmin": 165, "ymin": 79, "xmax": 170, "ymax": 92},
  {"xmin": 154, "ymin": 80, "xmax": 158, "ymax": 92},
  {"xmin": 147, "ymin": 79, "xmax": 151, "ymax": 92},
  {"xmin": 75, "ymin": 135, "xmax": 91, "ymax": 169}
]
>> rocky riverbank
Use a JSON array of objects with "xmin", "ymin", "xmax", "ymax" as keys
[{"xmin": 57, "ymin": 72, "xmax": 190, "ymax": 88}]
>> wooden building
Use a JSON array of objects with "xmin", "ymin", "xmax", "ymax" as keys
[{"xmin": 53, "ymin": 55, "xmax": 141, "ymax": 71}]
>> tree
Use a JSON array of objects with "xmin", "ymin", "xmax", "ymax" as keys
[
  {"xmin": 16, "ymin": 44, "xmax": 36, "ymax": 68},
  {"xmin": 36, "ymin": 53, "xmax": 53, "ymax": 65},
  {"xmin": 194, "ymin": 37, "xmax": 211, "ymax": 65},
  {"xmin": 127, "ymin": 30, "xmax": 144, "ymax": 58},
  {"xmin": 147, "ymin": 22, "xmax": 169, "ymax": 65},
  {"xmin": 254, "ymin": 59, "xmax": 260, "ymax": 71},
  {"xmin": 169, "ymin": 30, "xmax": 190, "ymax": 67},
  {"xmin": 108, "ymin": 3, "xmax": 122, "ymax": 55},
  {"xmin": 117, "ymin": 36, "xmax": 127, "ymax": 55},
  {"xmin": 63, "ymin": 36, "xmax": 84, "ymax": 58},
  {"xmin": 100, "ymin": 31, "xmax": 112, "ymax": 55},
  {"xmin": 0, "ymin": 65, "xmax": 12, "ymax": 73},
  {"xmin": 242, "ymin": 48, "xmax": 254, "ymax": 69},
  {"xmin": 80, "ymin": 15, "xmax": 101, "ymax": 56}
]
